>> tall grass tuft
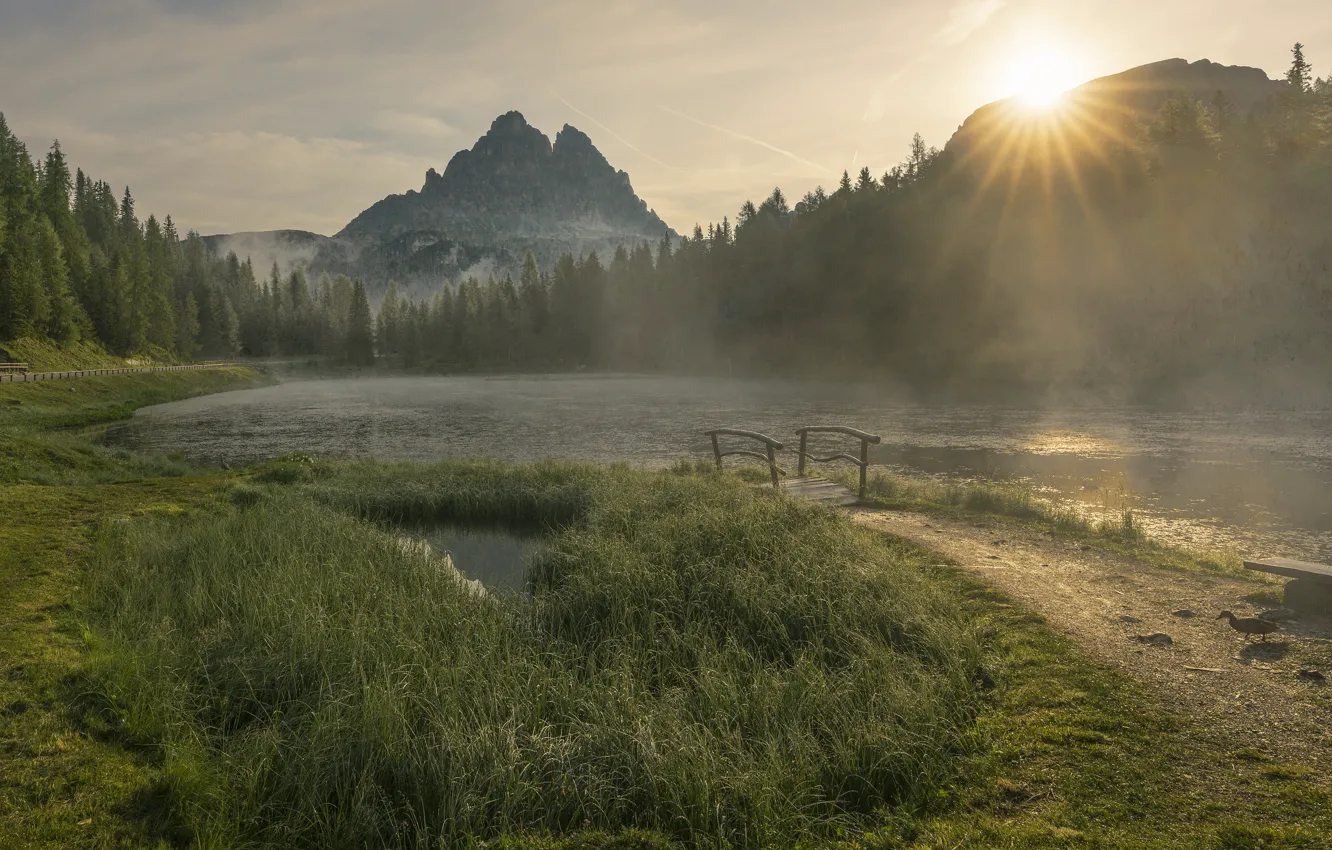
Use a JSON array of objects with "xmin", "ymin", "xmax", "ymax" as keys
[{"xmin": 85, "ymin": 462, "xmax": 985, "ymax": 848}]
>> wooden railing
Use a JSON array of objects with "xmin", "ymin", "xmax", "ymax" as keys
[
  {"xmin": 0, "ymin": 362, "xmax": 29, "ymax": 374},
  {"xmin": 706, "ymin": 428, "xmax": 786, "ymax": 489},
  {"xmin": 795, "ymin": 426, "xmax": 882, "ymax": 500}
]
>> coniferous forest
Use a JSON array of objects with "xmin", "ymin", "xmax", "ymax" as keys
[{"xmin": 3, "ymin": 46, "xmax": 1332, "ymax": 402}]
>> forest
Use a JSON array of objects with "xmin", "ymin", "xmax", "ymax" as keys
[{"xmin": 2, "ymin": 45, "xmax": 1331, "ymax": 401}]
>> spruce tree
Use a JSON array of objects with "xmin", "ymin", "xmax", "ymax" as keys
[
  {"xmin": 1288, "ymin": 43, "xmax": 1313, "ymax": 94},
  {"xmin": 345, "ymin": 280, "xmax": 375, "ymax": 366}
]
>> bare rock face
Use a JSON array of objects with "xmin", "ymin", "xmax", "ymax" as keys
[{"xmin": 336, "ymin": 112, "xmax": 674, "ymax": 284}]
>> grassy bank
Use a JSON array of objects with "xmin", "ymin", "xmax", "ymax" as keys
[
  {"xmin": 0, "ymin": 337, "xmax": 149, "ymax": 372},
  {"xmin": 0, "ymin": 366, "xmax": 268, "ymax": 848},
  {"xmin": 838, "ymin": 468, "xmax": 1250, "ymax": 578},
  {"xmin": 0, "ymin": 366, "xmax": 267, "ymax": 486}
]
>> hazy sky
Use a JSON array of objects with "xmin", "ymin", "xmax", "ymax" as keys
[{"xmin": 2, "ymin": 0, "xmax": 1328, "ymax": 236}]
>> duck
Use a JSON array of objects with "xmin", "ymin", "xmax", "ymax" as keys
[{"xmin": 1217, "ymin": 611, "xmax": 1280, "ymax": 642}]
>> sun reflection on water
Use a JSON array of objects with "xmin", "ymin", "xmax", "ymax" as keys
[{"xmin": 1021, "ymin": 430, "xmax": 1123, "ymax": 458}]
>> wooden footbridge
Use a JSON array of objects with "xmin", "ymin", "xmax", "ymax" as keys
[{"xmin": 706, "ymin": 425, "xmax": 882, "ymax": 506}]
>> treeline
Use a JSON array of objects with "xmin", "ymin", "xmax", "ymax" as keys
[{"xmin": 0, "ymin": 114, "xmax": 378, "ymax": 363}]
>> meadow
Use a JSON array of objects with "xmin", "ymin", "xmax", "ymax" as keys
[{"xmin": 1, "ymin": 370, "xmax": 1328, "ymax": 849}]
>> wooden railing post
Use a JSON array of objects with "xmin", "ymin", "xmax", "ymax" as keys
[
  {"xmin": 798, "ymin": 431, "xmax": 808, "ymax": 476},
  {"xmin": 859, "ymin": 437, "xmax": 869, "ymax": 501},
  {"xmin": 704, "ymin": 429, "xmax": 785, "ymax": 489}
]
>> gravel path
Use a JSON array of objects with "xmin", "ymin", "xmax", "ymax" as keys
[{"xmin": 852, "ymin": 507, "xmax": 1332, "ymax": 767}]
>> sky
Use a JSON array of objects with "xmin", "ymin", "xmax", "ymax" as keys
[{"xmin": 2, "ymin": 0, "xmax": 1329, "ymax": 236}]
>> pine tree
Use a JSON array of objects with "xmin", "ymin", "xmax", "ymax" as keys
[
  {"xmin": 1288, "ymin": 42, "xmax": 1313, "ymax": 94},
  {"xmin": 856, "ymin": 167, "xmax": 876, "ymax": 192},
  {"xmin": 0, "ymin": 116, "xmax": 50, "ymax": 340},
  {"xmin": 177, "ymin": 292, "xmax": 201, "ymax": 359},
  {"xmin": 345, "ymin": 280, "xmax": 375, "ymax": 366}
]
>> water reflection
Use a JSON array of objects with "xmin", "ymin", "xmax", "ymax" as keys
[
  {"xmin": 99, "ymin": 375, "xmax": 1332, "ymax": 563},
  {"xmin": 404, "ymin": 523, "xmax": 543, "ymax": 593}
]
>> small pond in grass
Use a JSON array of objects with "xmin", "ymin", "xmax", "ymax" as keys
[{"xmin": 404, "ymin": 523, "xmax": 545, "ymax": 594}]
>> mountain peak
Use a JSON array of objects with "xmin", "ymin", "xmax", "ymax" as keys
[
  {"xmin": 552, "ymin": 123, "xmax": 615, "ymax": 174},
  {"xmin": 554, "ymin": 123, "xmax": 594, "ymax": 150},
  {"xmin": 338, "ymin": 111, "xmax": 675, "ymax": 276},
  {"xmin": 489, "ymin": 110, "xmax": 533, "ymax": 134}
]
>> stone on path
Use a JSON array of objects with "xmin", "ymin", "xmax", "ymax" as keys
[{"xmin": 1133, "ymin": 633, "xmax": 1174, "ymax": 647}]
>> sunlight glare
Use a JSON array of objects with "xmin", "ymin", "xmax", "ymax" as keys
[{"xmin": 1004, "ymin": 43, "xmax": 1082, "ymax": 108}]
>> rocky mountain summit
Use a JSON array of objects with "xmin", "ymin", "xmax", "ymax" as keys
[
  {"xmin": 343, "ymin": 111, "xmax": 671, "ymax": 245},
  {"xmin": 207, "ymin": 112, "xmax": 675, "ymax": 296}
]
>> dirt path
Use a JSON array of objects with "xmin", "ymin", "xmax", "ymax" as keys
[{"xmin": 853, "ymin": 507, "xmax": 1332, "ymax": 767}]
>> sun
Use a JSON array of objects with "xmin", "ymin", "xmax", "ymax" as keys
[{"xmin": 1003, "ymin": 43, "xmax": 1082, "ymax": 108}]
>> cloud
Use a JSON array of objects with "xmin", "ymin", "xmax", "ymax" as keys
[
  {"xmin": 61, "ymin": 129, "xmax": 435, "ymax": 235},
  {"xmin": 864, "ymin": 0, "xmax": 1007, "ymax": 123},
  {"xmin": 933, "ymin": 0, "xmax": 1007, "ymax": 46},
  {"xmin": 657, "ymin": 106, "xmax": 828, "ymax": 176},
  {"xmin": 6, "ymin": 0, "xmax": 1308, "ymax": 237},
  {"xmin": 372, "ymin": 112, "xmax": 461, "ymax": 140},
  {"xmin": 551, "ymin": 92, "xmax": 682, "ymax": 171}
]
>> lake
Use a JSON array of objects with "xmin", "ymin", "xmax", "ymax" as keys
[{"xmin": 101, "ymin": 374, "xmax": 1332, "ymax": 562}]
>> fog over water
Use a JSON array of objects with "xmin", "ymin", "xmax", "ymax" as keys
[{"xmin": 102, "ymin": 375, "xmax": 1332, "ymax": 563}]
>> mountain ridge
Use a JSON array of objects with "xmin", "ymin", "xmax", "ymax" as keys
[
  {"xmin": 944, "ymin": 57, "xmax": 1285, "ymax": 162},
  {"xmin": 339, "ymin": 111, "xmax": 672, "ymax": 245}
]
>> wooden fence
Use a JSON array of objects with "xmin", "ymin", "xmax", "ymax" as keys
[{"xmin": 0, "ymin": 362, "xmax": 233, "ymax": 384}]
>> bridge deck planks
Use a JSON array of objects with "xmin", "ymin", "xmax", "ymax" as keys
[{"xmin": 779, "ymin": 476, "xmax": 859, "ymax": 507}]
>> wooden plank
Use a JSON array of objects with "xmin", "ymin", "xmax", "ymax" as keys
[
  {"xmin": 1244, "ymin": 557, "xmax": 1332, "ymax": 582},
  {"xmin": 780, "ymin": 477, "xmax": 859, "ymax": 507}
]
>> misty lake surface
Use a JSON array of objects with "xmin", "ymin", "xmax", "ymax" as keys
[{"xmin": 102, "ymin": 374, "xmax": 1332, "ymax": 562}]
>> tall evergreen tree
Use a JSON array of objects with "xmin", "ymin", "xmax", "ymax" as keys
[{"xmin": 345, "ymin": 280, "xmax": 375, "ymax": 366}]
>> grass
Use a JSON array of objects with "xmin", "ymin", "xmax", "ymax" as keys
[
  {"xmin": 0, "ymin": 366, "xmax": 265, "ymax": 431},
  {"xmin": 0, "ymin": 365, "xmax": 267, "ymax": 848},
  {"xmin": 0, "ymin": 336, "xmax": 146, "ymax": 372},
  {"xmin": 2, "ymin": 370, "xmax": 1329, "ymax": 848},
  {"xmin": 0, "ymin": 367, "xmax": 268, "ymax": 486},
  {"xmin": 840, "ymin": 468, "xmax": 1252, "ymax": 578},
  {"xmin": 84, "ymin": 464, "xmax": 986, "ymax": 848}
]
